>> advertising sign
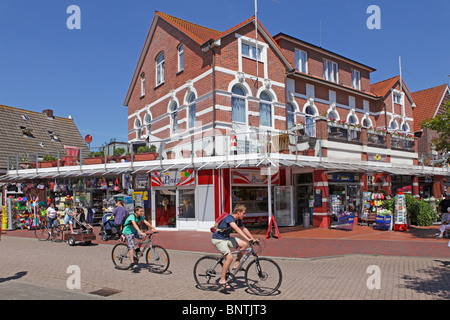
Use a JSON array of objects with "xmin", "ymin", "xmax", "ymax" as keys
[
  {"xmin": 151, "ymin": 170, "xmax": 195, "ymax": 187},
  {"xmin": 232, "ymin": 170, "xmax": 279, "ymax": 186}
]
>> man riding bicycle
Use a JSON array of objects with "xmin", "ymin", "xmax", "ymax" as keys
[
  {"xmin": 211, "ymin": 204, "xmax": 257, "ymax": 288},
  {"xmin": 122, "ymin": 206, "xmax": 157, "ymax": 271}
]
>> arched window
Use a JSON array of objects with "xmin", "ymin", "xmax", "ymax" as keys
[
  {"xmin": 390, "ymin": 120, "xmax": 398, "ymax": 130},
  {"xmin": 362, "ymin": 118, "xmax": 370, "ymax": 128},
  {"xmin": 171, "ymin": 102, "xmax": 178, "ymax": 134},
  {"xmin": 187, "ymin": 93, "xmax": 196, "ymax": 129},
  {"xmin": 305, "ymin": 106, "xmax": 315, "ymax": 136},
  {"xmin": 259, "ymin": 91, "xmax": 272, "ymax": 127},
  {"xmin": 327, "ymin": 110, "xmax": 338, "ymax": 121},
  {"xmin": 348, "ymin": 115, "xmax": 357, "ymax": 124},
  {"xmin": 401, "ymin": 122, "xmax": 409, "ymax": 132},
  {"xmin": 231, "ymin": 84, "xmax": 246, "ymax": 123},
  {"xmin": 135, "ymin": 118, "xmax": 142, "ymax": 140},
  {"xmin": 287, "ymin": 103, "xmax": 295, "ymax": 129},
  {"xmin": 144, "ymin": 113, "xmax": 152, "ymax": 135},
  {"xmin": 156, "ymin": 52, "xmax": 165, "ymax": 86}
]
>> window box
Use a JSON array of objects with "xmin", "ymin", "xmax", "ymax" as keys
[{"xmin": 84, "ymin": 157, "xmax": 105, "ymax": 165}]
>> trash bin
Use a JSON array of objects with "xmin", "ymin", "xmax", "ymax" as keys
[{"xmin": 303, "ymin": 212, "xmax": 310, "ymax": 228}]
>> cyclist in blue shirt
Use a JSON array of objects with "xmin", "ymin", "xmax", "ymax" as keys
[{"xmin": 212, "ymin": 204, "xmax": 257, "ymax": 288}]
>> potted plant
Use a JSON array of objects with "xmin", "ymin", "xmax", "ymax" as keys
[
  {"xmin": 134, "ymin": 145, "xmax": 158, "ymax": 161},
  {"xmin": 39, "ymin": 154, "xmax": 57, "ymax": 168},
  {"xmin": 181, "ymin": 149, "xmax": 192, "ymax": 158},
  {"xmin": 195, "ymin": 149, "xmax": 206, "ymax": 157},
  {"xmin": 108, "ymin": 147, "xmax": 127, "ymax": 163},
  {"xmin": 303, "ymin": 139, "xmax": 315, "ymax": 156},
  {"xmin": 84, "ymin": 150, "xmax": 105, "ymax": 165}
]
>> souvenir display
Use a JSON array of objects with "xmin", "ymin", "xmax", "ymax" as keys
[{"xmin": 394, "ymin": 193, "xmax": 408, "ymax": 231}]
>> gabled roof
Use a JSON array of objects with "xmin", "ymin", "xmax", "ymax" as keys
[
  {"xmin": 156, "ymin": 11, "xmax": 222, "ymax": 45},
  {"xmin": 0, "ymin": 105, "xmax": 88, "ymax": 170},
  {"xmin": 370, "ymin": 75, "xmax": 415, "ymax": 107},
  {"xmin": 124, "ymin": 12, "xmax": 293, "ymax": 106},
  {"xmin": 411, "ymin": 84, "xmax": 450, "ymax": 131}
]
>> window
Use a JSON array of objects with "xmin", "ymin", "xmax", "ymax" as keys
[
  {"xmin": 305, "ymin": 106, "xmax": 315, "ymax": 137},
  {"xmin": 156, "ymin": 52, "xmax": 165, "ymax": 86},
  {"xmin": 140, "ymin": 73, "xmax": 145, "ymax": 97},
  {"xmin": 178, "ymin": 44, "xmax": 184, "ymax": 72},
  {"xmin": 390, "ymin": 120, "xmax": 398, "ymax": 130},
  {"xmin": 393, "ymin": 92, "xmax": 403, "ymax": 105},
  {"xmin": 134, "ymin": 118, "xmax": 142, "ymax": 140},
  {"xmin": 144, "ymin": 113, "xmax": 152, "ymax": 135},
  {"xmin": 287, "ymin": 103, "xmax": 295, "ymax": 129},
  {"xmin": 171, "ymin": 102, "xmax": 178, "ymax": 134},
  {"xmin": 231, "ymin": 84, "xmax": 246, "ymax": 123},
  {"xmin": 323, "ymin": 60, "xmax": 338, "ymax": 83},
  {"xmin": 241, "ymin": 42, "xmax": 262, "ymax": 61},
  {"xmin": 259, "ymin": 91, "xmax": 272, "ymax": 127},
  {"xmin": 20, "ymin": 126, "xmax": 34, "ymax": 138},
  {"xmin": 401, "ymin": 122, "xmax": 409, "ymax": 132},
  {"xmin": 348, "ymin": 115, "xmax": 357, "ymax": 124},
  {"xmin": 47, "ymin": 130, "xmax": 61, "ymax": 142},
  {"xmin": 328, "ymin": 110, "xmax": 338, "ymax": 121},
  {"xmin": 351, "ymin": 69, "xmax": 360, "ymax": 90},
  {"xmin": 187, "ymin": 93, "xmax": 196, "ymax": 129},
  {"xmin": 295, "ymin": 49, "xmax": 308, "ymax": 73}
]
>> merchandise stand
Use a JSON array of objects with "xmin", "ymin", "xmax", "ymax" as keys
[
  {"xmin": 337, "ymin": 211, "xmax": 354, "ymax": 231},
  {"xmin": 394, "ymin": 193, "xmax": 407, "ymax": 231}
]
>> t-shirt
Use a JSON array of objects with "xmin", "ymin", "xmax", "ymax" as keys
[
  {"xmin": 47, "ymin": 207, "xmax": 57, "ymax": 219},
  {"xmin": 113, "ymin": 206, "xmax": 128, "ymax": 225},
  {"xmin": 212, "ymin": 214, "xmax": 243, "ymax": 240},
  {"xmin": 439, "ymin": 199, "xmax": 450, "ymax": 214},
  {"xmin": 122, "ymin": 214, "xmax": 144, "ymax": 235}
]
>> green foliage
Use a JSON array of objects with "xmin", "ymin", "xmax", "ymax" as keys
[
  {"xmin": 137, "ymin": 144, "xmax": 157, "ymax": 153},
  {"xmin": 113, "ymin": 147, "xmax": 126, "ymax": 156},
  {"xmin": 422, "ymin": 101, "xmax": 450, "ymax": 155},
  {"xmin": 88, "ymin": 150, "xmax": 104, "ymax": 157},
  {"xmin": 43, "ymin": 154, "xmax": 56, "ymax": 161},
  {"xmin": 382, "ymin": 194, "xmax": 436, "ymax": 226}
]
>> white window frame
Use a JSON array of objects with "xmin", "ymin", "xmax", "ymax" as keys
[
  {"xmin": 323, "ymin": 59, "xmax": 338, "ymax": 83},
  {"xmin": 187, "ymin": 92, "xmax": 196, "ymax": 129},
  {"xmin": 156, "ymin": 52, "xmax": 165, "ymax": 86},
  {"xmin": 178, "ymin": 44, "xmax": 184, "ymax": 72},
  {"xmin": 231, "ymin": 84, "xmax": 248, "ymax": 125},
  {"xmin": 295, "ymin": 49, "xmax": 308, "ymax": 73},
  {"xmin": 258, "ymin": 91, "xmax": 274, "ymax": 129},
  {"xmin": 393, "ymin": 90, "xmax": 404, "ymax": 105},
  {"xmin": 241, "ymin": 42, "xmax": 262, "ymax": 61},
  {"xmin": 351, "ymin": 69, "xmax": 360, "ymax": 90},
  {"xmin": 170, "ymin": 102, "xmax": 178, "ymax": 135}
]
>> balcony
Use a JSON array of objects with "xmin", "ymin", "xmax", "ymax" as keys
[{"xmin": 327, "ymin": 122, "xmax": 361, "ymax": 144}]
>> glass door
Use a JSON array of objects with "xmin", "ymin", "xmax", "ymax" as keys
[
  {"xmin": 274, "ymin": 186, "xmax": 294, "ymax": 226},
  {"xmin": 155, "ymin": 189, "xmax": 176, "ymax": 228},
  {"xmin": 178, "ymin": 188, "xmax": 196, "ymax": 229}
]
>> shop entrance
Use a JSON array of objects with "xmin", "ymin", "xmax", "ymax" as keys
[
  {"xmin": 154, "ymin": 187, "xmax": 196, "ymax": 229},
  {"xmin": 328, "ymin": 183, "xmax": 361, "ymax": 215}
]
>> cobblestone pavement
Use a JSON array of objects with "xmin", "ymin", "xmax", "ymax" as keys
[{"xmin": 0, "ymin": 236, "xmax": 449, "ymax": 301}]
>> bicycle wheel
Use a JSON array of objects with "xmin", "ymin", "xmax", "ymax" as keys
[
  {"xmin": 35, "ymin": 225, "xmax": 49, "ymax": 241},
  {"xmin": 245, "ymin": 257, "xmax": 282, "ymax": 296},
  {"xmin": 51, "ymin": 226, "xmax": 64, "ymax": 242},
  {"xmin": 193, "ymin": 256, "xmax": 223, "ymax": 291},
  {"xmin": 112, "ymin": 243, "xmax": 132, "ymax": 270},
  {"xmin": 145, "ymin": 245, "xmax": 170, "ymax": 273}
]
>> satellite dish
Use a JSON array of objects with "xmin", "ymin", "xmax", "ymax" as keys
[{"xmin": 84, "ymin": 135, "xmax": 92, "ymax": 144}]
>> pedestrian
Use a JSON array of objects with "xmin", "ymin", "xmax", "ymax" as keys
[
  {"xmin": 113, "ymin": 200, "xmax": 128, "ymax": 231},
  {"xmin": 121, "ymin": 206, "xmax": 157, "ymax": 271},
  {"xmin": 211, "ymin": 204, "xmax": 257, "ymax": 289},
  {"xmin": 64, "ymin": 202, "xmax": 75, "ymax": 234},
  {"xmin": 437, "ymin": 194, "xmax": 450, "ymax": 238},
  {"xmin": 46, "ymin": 202, "xmax": 57, "ymax": 235}
]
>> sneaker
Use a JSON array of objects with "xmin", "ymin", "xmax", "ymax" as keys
[{"xmin": 131, "ymin": 263, "xmax": 139, "ymax": 272}]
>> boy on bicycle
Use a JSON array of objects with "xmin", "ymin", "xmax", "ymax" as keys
[
  {"xmin": 122, "ymin": 206, "xmax": 157, "ymax": 270},
  {"xmin": 211, "ymin": 204, "xmax": 257, "ymax": 288}
]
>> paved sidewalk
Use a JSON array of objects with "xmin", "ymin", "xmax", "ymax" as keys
[{"xmin": 3, "ymin": 223, "xmax": 450, "ymax": 258}]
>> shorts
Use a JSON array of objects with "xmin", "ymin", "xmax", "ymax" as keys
[
  {"xmin": 47, "ymin": 217, "xmax": 57, "ymax": 228},
  {"xmin": 124, "ymin": 232, "xmax": 144, "ymax": 250},
  {"xmin": 64, "ymin": 216, "xmax": 73, "ymax": 225},
  {"xmin": 212, "ymin": 237, "xmax": 238, "ymax": 256}
]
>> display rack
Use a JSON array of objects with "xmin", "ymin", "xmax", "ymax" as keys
[{"xmin": 394, "ymin": 193, "xmax": 407, "ymax": 231}]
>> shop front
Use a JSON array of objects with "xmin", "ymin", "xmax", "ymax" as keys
[
  {"xmin": 151, "ymin": 170, "xmax": 197, "ymax": 230},
  {"xmin": 327, "ymin": 172, "xmax": 362, "ymax": 225}
]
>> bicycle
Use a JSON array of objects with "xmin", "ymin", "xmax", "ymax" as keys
[
  {"xmin": 111, "ymin": 231, "xmax": 170, "ymax": 273},
  {"xmin": 34, "ymin": 217, "xmax": 64, "ymax": 242},
  {"xmin": 193, "ymin": 239, "xmax": 282, "ymax": 296}
]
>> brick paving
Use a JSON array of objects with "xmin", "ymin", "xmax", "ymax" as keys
[{"xmin": 1, "ymin": 224, "xmax": 449, "ymax": 302}]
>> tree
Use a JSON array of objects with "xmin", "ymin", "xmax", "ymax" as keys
[{"xmin": 422, "ymin": 101, "xmax": 450, "ymax": 156}]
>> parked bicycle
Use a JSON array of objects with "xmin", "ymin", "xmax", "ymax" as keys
[
  {"xmin": 111, "ymin": 231, "xmax": 170, "ymax": 273},
  {"xmin": 193, "ymin": 240, "xmax": 282, "ymax": 296},
  {"xmin": 34, "ymin": 217, "xmax": 63, "ymax": 242}
]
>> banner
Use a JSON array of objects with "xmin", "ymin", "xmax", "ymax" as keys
[
  {"xmin": 151, "ymin": 170, "xmax": 195, "ymax": 187},
  {"xmin": 232, "ymin": 170, "xmax": 279, "ymax": 185}
]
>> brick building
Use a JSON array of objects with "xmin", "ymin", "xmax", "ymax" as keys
[{"xmin": 121, "ymin": 11, "xmax": 449, "ymax": 230}]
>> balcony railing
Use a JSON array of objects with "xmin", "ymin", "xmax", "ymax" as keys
[
  {"xmin": 367, "ymin": 131, "xmax": 386, "ymax": 148},
  {"xmin": 327, "ymin": 124, "xmax": 361, "ymax": 144},
  {"xmin": 391, "ymin": 135, "xmax": 414, "ymax": 152}
]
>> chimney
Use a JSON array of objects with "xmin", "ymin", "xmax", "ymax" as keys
[{"xmin": 42, "ymin": 109, "xmax": 54, "ymax": 119}]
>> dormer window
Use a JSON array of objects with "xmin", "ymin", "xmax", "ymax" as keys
[
  {"xmin": 241, "ymin": 42, "xmax": 262, "ymax": 61},
  {"xmin": 20, "ymin": 126, "xmax": 34, "ymax": 138},
  {"xmin": 47, "ymin": 130, "xmax": 61, "ymax": 142},
  {"xmin": 22, "ymin": 115, "xmax": 30, "ymax": 121},
  {"xmin": 393, "ymin": 91, "xmax": 403, "ymax": 105}
]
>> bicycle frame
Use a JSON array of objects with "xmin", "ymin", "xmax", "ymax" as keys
[{"xmin": 217, "ymin": 243, "xmax": 258, "ymax": 281}]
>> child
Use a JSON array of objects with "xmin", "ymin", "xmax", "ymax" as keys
[{"xmin": 64, "ymin": 202, "xmax": 75, "ymax": 234}]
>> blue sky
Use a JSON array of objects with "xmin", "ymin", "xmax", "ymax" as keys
[{"xmin": 0, "ymin": 0, "xmax": 449, "ymax": 147}]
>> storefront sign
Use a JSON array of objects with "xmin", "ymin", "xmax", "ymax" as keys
[
  {"xmin": 314, "ymin": 189, "xmax": 323, "ymax": 207},
  {"xmin": 136, "ymin": 173, "xmax": 149, "ymax": 189},
  {"xmin": 151, "ymin": 170, "xmax": 195, "ymax": 187},
  {"xmin": 232, "ymin": 170, "xmax": 279, "ymax": 185},
  {"xmin": 368, "ymin": 152, "xmax": 387, "ymax": 162},
  {"xmin": 331, "ymin": 173, "xmax": 355, "ymax": 182}
]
